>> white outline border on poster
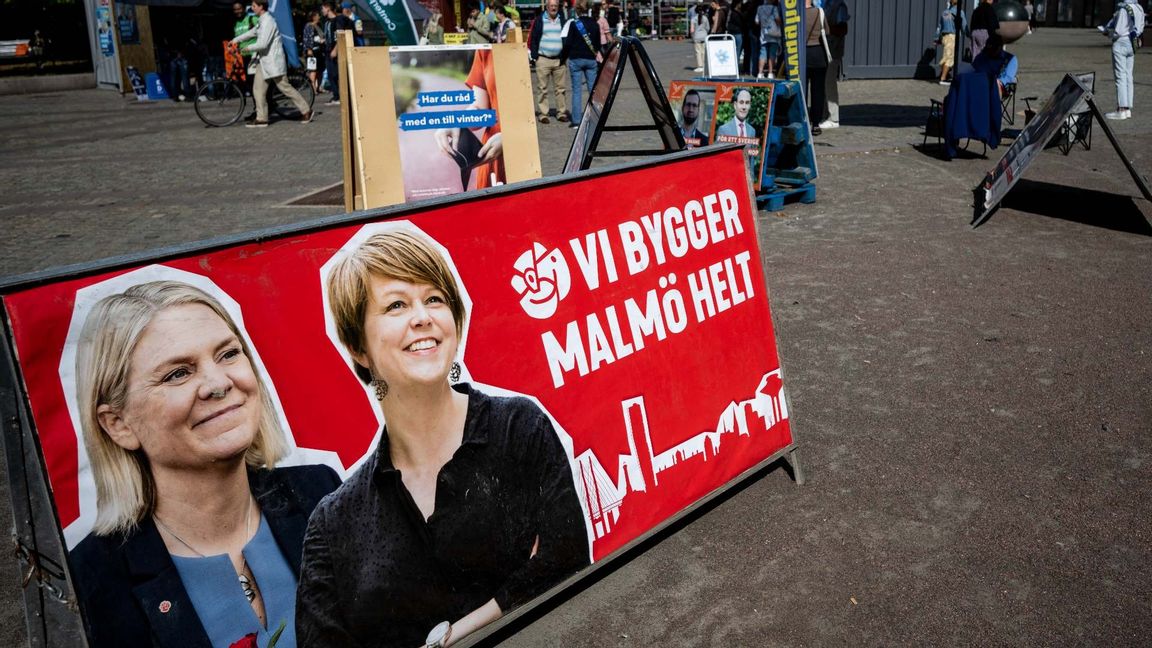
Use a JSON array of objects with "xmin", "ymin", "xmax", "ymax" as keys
[{"xmin": 56, "ymin": 265, "xmax": 347, "ymax": 549}]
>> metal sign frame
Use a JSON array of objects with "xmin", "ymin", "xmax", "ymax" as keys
[{"xmin": 563, "ymin": 36, "xmax": 686, "ymax": 173}]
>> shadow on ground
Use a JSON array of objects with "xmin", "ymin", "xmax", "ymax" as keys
[
  {"xmin": 839, "ymin": 103, "xmax": 933, "ymax": 128},
  {"xmin": 1000, "ymin": 178, "xmax": 1152, "ymax": 235}
]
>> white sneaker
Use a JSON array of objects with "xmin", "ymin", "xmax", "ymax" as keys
[
  {"xmin": 939, "ymin": 80, "xmax": 951, "ymax": 85},
  {"xmin": 818, "ymin": 120, "xmax": 839, "ymax": 129},
  {"xmin": 693, "ymin": 67, "xmax": 704, "ymax": 73},
  {"xmin": 1105, "ymin": 109, "xmax": 1131, "ymax": 120}
]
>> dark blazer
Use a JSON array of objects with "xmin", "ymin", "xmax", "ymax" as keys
[{"xmin": 69, "ymin": 465, "xmax": 341, "ymax": 648}]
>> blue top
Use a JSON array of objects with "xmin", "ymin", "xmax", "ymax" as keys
[
  {"xmin": 757, "ymin": 4, "xmax": 782, "ymax": 43},
  {"xmin": 172, "ymin": 515, "xmax": 297, "ymax": 648},
  {"xmin": 937, "ymin": 6, "xmax": 967, "ymax": 38}
]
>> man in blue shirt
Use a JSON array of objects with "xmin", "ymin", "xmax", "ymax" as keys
[{"xmin": 935, "ymin": 0, "xmax": 966, "ymax": 85}]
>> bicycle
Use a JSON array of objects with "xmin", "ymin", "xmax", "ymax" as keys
[{"xmin": 194, "ymin": 42, "xmax": 316, "ymax": 127}]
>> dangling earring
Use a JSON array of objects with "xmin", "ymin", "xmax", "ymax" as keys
[
  {"xmin": 370, "ymin": 374, "xmax": 388, "ymax": 400},
  {"xmin": 449, "ymin": 361, "xmax": 462, "ymax": 383}
]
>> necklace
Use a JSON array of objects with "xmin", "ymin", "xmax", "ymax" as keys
[{"xmin": 154, "ymin": 495, "xmax": 259, "ymax": 602}]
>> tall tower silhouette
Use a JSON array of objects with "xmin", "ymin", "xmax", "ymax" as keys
[{"xmin": 623, "ymin": 397, "xmax": 658, "ymax": 490}]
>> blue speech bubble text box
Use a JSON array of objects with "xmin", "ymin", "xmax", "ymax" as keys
[
  {"xmin": 416, "ymin": 89, "xmax": 476, "ymax": 107},
  {"xmin": 398, "ymin": 109, "xmax": 498, "ymax": 131}
]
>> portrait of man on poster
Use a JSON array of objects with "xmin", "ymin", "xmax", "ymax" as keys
[
  {"xmin": 715, "ymin": 88, "xmax": 757, "ymax": 139},
  {"xmin": 678, "ymin": 89, "xmax": 711, "ymax": 148}
]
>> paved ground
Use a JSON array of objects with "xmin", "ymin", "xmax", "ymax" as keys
[{"xmin": 0, "ymin": 28, "xmax": 1150, "ymax": 646}]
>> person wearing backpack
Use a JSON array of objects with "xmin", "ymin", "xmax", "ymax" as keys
[
  {"xmin": 755, "ymin": 0, "xmax": 781, "ymax": 78},
  {"xmin": 1099, "ymin": 0, "xmax": 1145, "ymax": 120}
]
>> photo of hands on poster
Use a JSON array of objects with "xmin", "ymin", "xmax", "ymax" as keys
[
  {"xmin": 391, "ymin": 45, "xmax": 506, "ymax": 201},
  {"xmin": 0, "ymin": 148, "xmax": 793, "ymax": 648}
]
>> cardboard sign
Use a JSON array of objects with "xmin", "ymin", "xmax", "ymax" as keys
[
  {"xmin": 340, "ymin": 41, "xmax": 540, "ymax": 210},
  {"xmin": 125, "ymin": 65, "xmax": 147, "ymax": 101},
  {"xmin": 1, "ymin": 148, "xmax": 795, "ymax": 646},
  {"xmin": 705, "ymin": 35, "xmax": 738, "ymax": 78},
  {"xmin": 669, "ymin": 80, "xmax": 778, "ymax": 192}
]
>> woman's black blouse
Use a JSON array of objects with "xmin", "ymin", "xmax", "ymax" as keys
[{"xmin": 296, "ymin": 383, "xmax": 591, "ymax": 647}]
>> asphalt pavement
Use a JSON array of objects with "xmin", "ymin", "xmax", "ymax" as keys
[{"xmin": 0, "ymin": 28, "xmax": 1150, "ymax": 646}]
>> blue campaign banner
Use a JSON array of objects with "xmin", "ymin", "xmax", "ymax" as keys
[
  {"xmin": 398, "ymin": 109, "xmax": 497, "ymax": 131},
  {"xmin": 270, "ymin": 0, "xmax": 301, "ymax": 68},
  {"xmin": 781, "ymin": 0, "xmax": 804, "ymax": 84}
]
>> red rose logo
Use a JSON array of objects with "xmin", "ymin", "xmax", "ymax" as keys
[{"xmin": 229, "ymin": 633, "xmax": 258, "ymax": 648}]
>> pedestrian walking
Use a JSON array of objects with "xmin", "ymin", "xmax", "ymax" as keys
[
  {"xmin": 756, "ymin": 0, "xmax": 781, "ymax": 78},
  {"xmin": 1100, "ymin": 0, "xmax": 1145, "ymax": 120},
  {"xmin": 820, "ymin": 0, "xmax": 849, "ymax": 129},
  {"xmin": 803, "ymin": 0, "xmax": 830, "ymax": 135},
  {"xmin": 494, "ymin": 6, "xmax": 516, "ymax": 43},
  {"xmin": 935, "ymin": 0, "xmax": 965, "ymax": 85},
  {"xmin": 321, "ymin": 1, "xmax": 353, "ymax": 105},
  {"xmin": 563, "ymin": 0, "xmax": 602, "ymax": 128},
  {"xmin": 970, "ymin": 0, "xmax": 999, "ymax": 60},
  {"xmin": 303, "ymin": 10, "xmax": 325, "ymax": 94},
  {"xmin": 423, "ymin": 11, "xmax": 445, "ymax": 45},
  {"xmin": 595, "ymin": 4, "xmax": 613, "ymax": 57},
  {"xmin": 530, "ymin": 0, "xmax": 570, "ymax": 123},
  {"xmin": 692, "ymin": 3, "xmax": 711, "ymax": 72},
  {"xmin": 232, "ymin": 0, "xmax": 313, "ymax": 127},
  {"xmin": 710, "ymin": 0, "xmax": 728, "ymax": 37},
  {"xmin": 725, "ymin": 0, "xmax": 746, "ymax": 72},
  {"xmin": 468, "ymin": 7, "xmax": 495, "ymax": 43}
]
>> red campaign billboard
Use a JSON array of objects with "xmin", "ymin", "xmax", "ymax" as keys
[{"xmin": 1, "ymin": 147, "xmax": 793, "ymax": 644}]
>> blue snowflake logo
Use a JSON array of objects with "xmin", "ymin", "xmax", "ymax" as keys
[{"xmin": 716, "ymin": 50, "xmax": 730, "ymax": 64}]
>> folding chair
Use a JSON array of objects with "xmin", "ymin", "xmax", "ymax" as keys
[
  {"xmin": 924, "ymin": 99, "xmax": 945, "ymax": 148},
  {"xmin": 1056, "ymin": 71, "xmax": 1095, "ymax": 155},
  {"xmin": 1000, "ymin": 81, "xmax": 1017, "ymax": 125},
  {"xmin": 923, "ymin": 97, "xmax": 988, "ymax": 156}
]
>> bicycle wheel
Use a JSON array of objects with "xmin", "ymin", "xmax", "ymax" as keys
[
  {"xmin": 194, "ymin": 79, "xmax": 246, "ymax": 127},
  {"xmin": 272, "ymin": 70, "xmax": 315, "ymax": 119}
]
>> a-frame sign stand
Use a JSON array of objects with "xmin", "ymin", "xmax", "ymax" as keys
[
  {"xmin": 972, "ymin": 74, "xmax": 1152, "ymax": 228},
  {"xmin": 0, "ymin": 314, "xmax": 86, "ymax": 647},
  {"xmin": 563, "ymin": 36, "xmax": 686, "ymax": 173}
]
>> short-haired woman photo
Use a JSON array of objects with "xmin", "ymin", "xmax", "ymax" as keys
[
  {"xmin": 67, "ymin": 280, "xmax": 340, "ymax": 648},
  {"xmin": 296, "ymin": 229, "xmax": 590, "ymax": 648}
]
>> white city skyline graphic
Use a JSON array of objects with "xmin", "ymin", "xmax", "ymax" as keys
[{"xmin": 574, "ymin": 370, "xmax": 789, "ymax": 539}]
